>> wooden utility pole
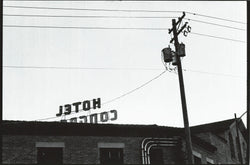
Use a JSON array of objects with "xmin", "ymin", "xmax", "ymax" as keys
[{"xmin": 169, "ymin": 13, "xmax": 194, "ymax": 164}]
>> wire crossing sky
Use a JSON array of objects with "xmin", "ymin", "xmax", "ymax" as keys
[
  {"xmin": 1, "ymin": 4, "xmax": 247, "ymax": 25},
  {"xmin": 3, "ymin": 1, "xmax": 247, "ymax": 127},
  {"xmin": 2, "ymin": 13, "xmax": 246, "ymax": 31}
]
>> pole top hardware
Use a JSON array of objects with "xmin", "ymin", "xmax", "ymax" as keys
[
  {"xmin": 176, "ymin": 12, "xmax": 186, "ymax": 26},
  {"xmin": 170, "ymin": 22, "xmax": 188, "ymax": 44},
  {"xmin": 168, "ymin": 12, "xmax": 185, "ymax": 34}
]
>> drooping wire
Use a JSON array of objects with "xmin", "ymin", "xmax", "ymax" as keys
[
  {"xmin": 3, "ymin": 109, "xmax": 246, "ymax": 124},
  {"xmin": 35, "ymin": 70, "xmax": 166, "ymax": 121},
  {"xmin": 102, "ymin": 70, "xmax": 166, "ymax": 106}
]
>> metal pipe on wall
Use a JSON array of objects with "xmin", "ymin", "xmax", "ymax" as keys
[
  {"xmin": 147, "ymin": 143, "xmax": 177, "ymax": 164},
  {"xmin": 144, "ymin": 140, "xmax": 178, "ymax": 164},
  {"xmin": 144, "ymin": 139, "xmax": 176, "ymax": 164},
  {"xmin": 141, "ymin": 137, "xmax": 179, "ymax": 165},
  {"xmin": 141, "ymin": 138, "xmax": 152, "ymax": 164}
]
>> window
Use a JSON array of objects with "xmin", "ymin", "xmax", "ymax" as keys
[
  {"xmin": 100, "ymin": 148, "xmax": 123, "ymax": 165},
  {"xmin": 150, "ymin": 148, "xmax": 164, "ymax": 165},
  {"xmin": 228, "ymin": 132, "xmax": 236, "ymax": 159},
  {"xmin": 36, "ymin": 142, "xmax": 64, "ymax": 165},
  {"xmin": 37, "ymin": 147, "xmax": 63, "ymax": 164}
]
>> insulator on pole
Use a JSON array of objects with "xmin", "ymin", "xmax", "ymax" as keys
[{"xmin": 162, "ymin": 47, "xmax": 173, "ymax": 63}]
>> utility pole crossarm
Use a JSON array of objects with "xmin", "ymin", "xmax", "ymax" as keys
[
  {"xmin": 170, "ymin": 22, "xmax": 187, "ymax": 43},
  {"xmin": 169, "ymin": 13, "xmax": 187, "ymax": 43},
  {"xmin": 168, "ymin": 12, "xmax": 185, "ymax": 34},
  {"xmin": 176, "ymin": 12, "xmax": 186, "ymax": 26}
]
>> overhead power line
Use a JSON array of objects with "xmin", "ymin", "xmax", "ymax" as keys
[
  {"xmin": 183, "ymin": 69, "xmax": 244, "ymax": 78},
  {"xmin": 185, "ymin": 18, "xmax": 245, "ymax": 31},
  {"xmin": 35, "ymin": 70, "xmax": 166, "ymax": 121},
  {"xmin": 3, "ymin": 65, "xmax": 162, "ymax": 71},
  {"xmin": 3, "ymin": 65, "xmax": 244, "ymax": 79},
  {"xmin": 3, "ymin": 25, "xmax": 168, "ymax": 31},
  {"xmin": 3, "ymin": 14, "xmax": 245, "ymax": 31},
  {"xmin": 102, "ymin": 70, "xmax": 166, "ymax": 106},
  {"xmin": 191, "ymin": 32, "xmax": 245, "ymax": 43},
  {"xmin": 3, "ymin": 5, "xmax": 181, "ymax": 13},
  {"xmin": 3, "ymin": 24, "xmax": 245, "ymax": 43},
  {"xmin": 4, "ymin": 110, "xmax": 246, "ymax": 123},
  {"xmin": 3, "ymin": 5, "xmax": 245, "ymax": 24},
  {"xmin": 185, "ymin": 11, "xmax": 246, "ymax": 25},
  {"xmin": 238, "ymin": 111, "xmax": 247, "ymax": 119},
  {"xmin": 2, "ymin": 66, "xmax": 245, "ymax": 122},
  {"xmin": 3, "ymin": 14, "xmax": 176, "ymax": 19}
]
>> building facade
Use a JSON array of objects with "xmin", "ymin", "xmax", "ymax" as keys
[{"xmin": 2, "ymin": 118, "xmax": 247, "ymax": 164}]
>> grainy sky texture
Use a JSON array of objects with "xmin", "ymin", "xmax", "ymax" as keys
[{"xmin": 3, "ymin": 1, "xmax": 247, "ymax": 127}]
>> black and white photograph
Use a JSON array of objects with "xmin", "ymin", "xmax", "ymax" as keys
[{"xmin": 2, "ymin": 1, "xmax": 248, "ymax": 164}]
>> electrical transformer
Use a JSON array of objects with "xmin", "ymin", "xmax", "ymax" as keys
[
  {"xmin": 162, "ymin": 47, "xmax": 173, "ymax": 62},
  {"xmin": 179, "ymin": 43, "xmax": 186, "ymax": 57}
]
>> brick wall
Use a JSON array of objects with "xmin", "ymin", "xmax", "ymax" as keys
[
  {"xmin": 3, "ymin": 123, "xmax": 247, "ymax": 164},
  {"xmin": 3, "ymin": 135, "xmax": 186, "ymax": 164},
  {"xmin": 3, "ymin": 135, "xmax": 145, "ymax": 164},
  {"xmin": 191, "ymin": 124, "xmax": 247, "ymax": 164}
]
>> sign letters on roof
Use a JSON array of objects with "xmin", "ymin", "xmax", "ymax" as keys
[{"xmin": 56, "ymin": 98, "xmax": 118, "ymax": 123}]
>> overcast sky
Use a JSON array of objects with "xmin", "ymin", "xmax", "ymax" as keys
[{"xmin": 3, "ymin": 1, "xmax": 247, "ymax": 127}]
